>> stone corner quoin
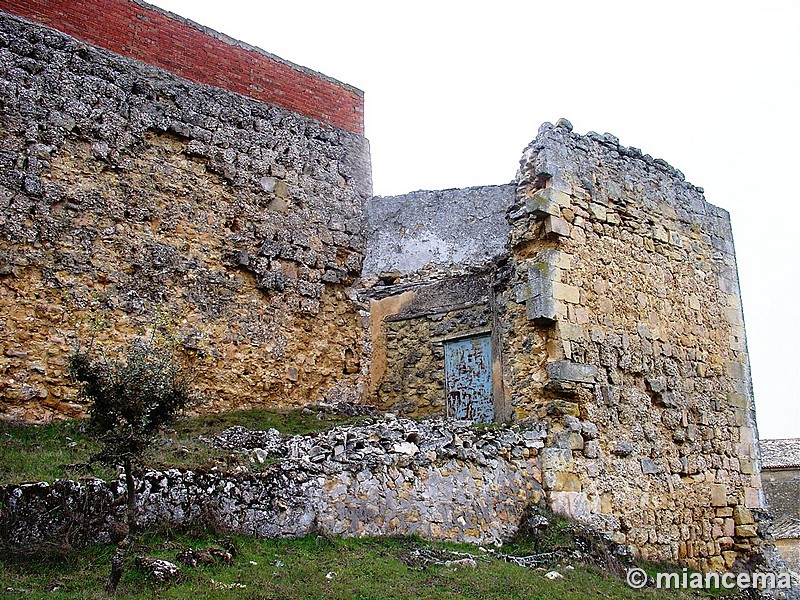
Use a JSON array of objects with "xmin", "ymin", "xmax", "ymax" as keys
[{"xmin": 0, "ymin": 1, "xmax": 778, "ymax": 579}]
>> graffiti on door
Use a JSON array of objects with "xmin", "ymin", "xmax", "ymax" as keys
[{"xmin": 444, "ymin": 335, "xmax": 493, "ymax": 423}]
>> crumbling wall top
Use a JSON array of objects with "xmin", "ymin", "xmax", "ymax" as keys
[
  {"xmin": 362, "ymin": 184, "xmax": 515, "ymax": 283},
  {"xmin": 518, "ymin": 119, "xmax": 728, "ymax": 231},
  {"xmin": 0, "ymin": 0, "xmax": 365, "ymax": 133}
]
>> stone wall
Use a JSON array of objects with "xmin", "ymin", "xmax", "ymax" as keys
[
  {"xmin": 362, "ymin": 185, "xmax": 514, "ymax": 418},
  {"xmin": 0, "ymin": 12, "xmax": 371, "ymax": 422},
  {"xmin": 0, "ymin": 0, "xmax": 364, "ymax": 133},
  {"xmin": 378, "ymin": 301, "xmax": 491, "ymax": 418},
  {"xmin": 0, "ymin": 417, "xmax": 546, "ymax": 550},
  {"xmin": 762, "ymin": 468, "xmax": 800, "ymax": 524},
  {"xmin": 366, "ymin": 274, "xmax": 500, "ymax": 417},
  {"xmin": 777, "ymin": 539, "xmax": 800, "ymax": 577},
  {"xmin": 505, "ymin": 121, "xmax": 764, "ymax": 572},
  {"xmin": 360, "ymin": 121, "xmax": 767, "ymax": 573},
  {"xmin": 0, "ymin": 3, "xmax": 778, "ymax": 577},
  {"xmin": 363, "ymin": 184, "xmax": 514, "ymax": 283},
  {"xmin": 760, "ymin": 447, "xmax": 800, "ymax": 574}
]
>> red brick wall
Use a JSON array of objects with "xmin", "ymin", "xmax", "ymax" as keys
[{"xmin": 0, "ymin": 0, "xmax": 364, "ymax": 133}]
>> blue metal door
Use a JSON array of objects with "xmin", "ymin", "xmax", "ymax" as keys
[{"xmin": 444, "ymin": 335, "xmax": 494, "ymax": 423}]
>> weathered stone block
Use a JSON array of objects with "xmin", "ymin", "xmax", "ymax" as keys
[
  {"xmin": 734, "ymin": 524, "xmax": 758, "ymax": 538},
  {"xmin": 723, "ymin": 518, "xmax": 735, "ymax": 537},
  {"xmin": 552, "ymin": 282, "xmax": 580, "ymax": 304},
  {"xmin": 645, "ymin": 376, "xmax": 666, "ymax": 393},
  {"xmin": 541, "ymin": 447, "xmax": 574, "ymax": 472},
  {"xmin": 544, "ymin": 215, "xmax": 571, "ymax": 238},
  {"xmin": 744, "ymin": 487, "xmax": 761, "ymax": 509},
  {"xmin": 546, "ymin": 361, "xmax": 598, "ymax": 384},
  {"xmin": 710, "ymin": 484, "xmax": 727, "ymax": 507},
  {"xmin": 546, "ymin": 400, "xmax": 580, "ymax": 416},
  {"xmin": 527, "ymin": 295, "xmax": 558, "ymax": 323},
  {"xmin": 553, "ymin": 430, "xmax": 585, "ymax": 451},
  {"xmin": 583, "ymin": 440, "xmax": 600, "ymax": 459},
  {"xmin": 732, "ymin": 505, "xmax": 754, "ymax": 525},
  {"xmin": 727, "ymin": 392, "xmax": 748, "ymax": 409},
  {"xmin": 738, "ymin": 457, "xmax": 754, "ymax": 475},
  {"xmin": 611, "ymin": 442, "xmax": 634, "ymax": 457},
  {"xmin": 641, "ymin": 458, "xmax": 661, "ymax": 475},
  {"xmin": 553, "ymin": 472, "xmax": 582, "ymax": 492},
  {"xmin": 588, "ymin": 202, "xmax": 607, "ymax": 222},
  {"xmin": 549, "ymin": 491, "xmax": 591, "ymax": 520},
  {"xmin": 525, "ymin": 188, "xmax": 570, "ymax": 217},
  {"xmin": 526, "ymin": 256, "xmax": 560, "ymax": 322}
]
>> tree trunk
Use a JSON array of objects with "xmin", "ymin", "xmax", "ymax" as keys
[
  {"xmin": 124, "ymin": 456, "xmax": 136, "ymax": 532},
  {"xmin": 106, "ymin": 457, "xmax": 136, "ymax": 595},
  {"xmin": 105, "ymin": 541, "xmax": 127, "ymax": 595}
]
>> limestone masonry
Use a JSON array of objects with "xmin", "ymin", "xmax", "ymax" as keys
[
  {"xmin": 0, "ymin": 7, "xmax": 370, "ymax": 421},
  {"xmin": 0, "ymin": 1, "xmax": 788, "ymax": 582}
]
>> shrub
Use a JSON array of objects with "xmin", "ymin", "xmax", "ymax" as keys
[
  {"xmin": 68, "ymin": 335, "xmax": 195, "ymax": 594},
  {"xmin": 69, "ymin": 338, "xmax": 193, "ymax": 469}
]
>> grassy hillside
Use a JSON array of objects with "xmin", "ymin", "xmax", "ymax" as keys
[{"xmin": 0, "ymin": 407, "xmax": 366, "ymax": 485}]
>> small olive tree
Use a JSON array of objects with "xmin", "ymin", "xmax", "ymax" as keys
[{"xmin": 68, "ymin": 335, "xmax": 194, "ymax": 593}]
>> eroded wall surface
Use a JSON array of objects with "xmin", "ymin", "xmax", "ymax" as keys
[
  {"xmin": 363, "ymin": 185, "xmax": 514, "ymax": 282},
  {"xmin": 0, "ymin": 13, "xmax": 371, "ymax": 421},
  {"xmin": 507, "ymin": 121, "xmax": 763, "ymax": 571},
  {"xmin": 362, "ymin": 120, "xmax": 767, "ymax": 573}
]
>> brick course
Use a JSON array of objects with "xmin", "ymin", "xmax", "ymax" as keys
[{"xmin": 0, "ymin": 0, "xmax": 364, "ymax": 133}]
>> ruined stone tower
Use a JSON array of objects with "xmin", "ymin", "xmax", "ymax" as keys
[{"xmin": 362, "ymin": 120, "xmax": 764, "ymax": 570}]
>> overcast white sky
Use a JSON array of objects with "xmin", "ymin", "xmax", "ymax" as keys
[{"xmin": 149, "ymin": 0, "xmax": 800, "ymax": 439}]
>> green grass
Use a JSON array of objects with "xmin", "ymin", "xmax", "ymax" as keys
[
  {"xmin": 0, "ymin": 407, "xmax": 368, "ymax": 485},
  {"xmin": 0, "ymin": 533, "xmax": 725, "ymax": 600},
  {"xmin": 0, "ymin": 419, "xmax": 111, "ymax": 484}
]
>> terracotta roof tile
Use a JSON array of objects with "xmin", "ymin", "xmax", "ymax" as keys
[{"xmin": 760, "ymin": 438, "xmax": 800, "ymax": 469}]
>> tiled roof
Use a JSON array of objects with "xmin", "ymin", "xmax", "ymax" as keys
[
  {"xmin": 774, "ymin": 516, "xmax": 800, "ymax": 540},
  {"xmin": 760, "ymin": 438, "xmax": 800, "ymax": 469}
]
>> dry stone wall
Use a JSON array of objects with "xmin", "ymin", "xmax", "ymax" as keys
[
  {"xmin": 0, "ymin": 13, "xmax": 371, "ymax": 421},
  {"xmin": 0, "ymin": 416, "xmax": 546, "ymax": 550}
]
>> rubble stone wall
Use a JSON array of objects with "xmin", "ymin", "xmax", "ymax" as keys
[
  {"xmin": 0, "ymin": 0, "xmax": 365, "ymax": 133},
  {"xmin": 0, "ymin": 12, "xmax": 371, "ymax": 422},
  {"xmin": 363, "ymin": 185, "xmax": 514, "ymax": 282},
  {"xmin": 376, "ymin": 303, "xmax": 491, "ymax": 418},
  {"xmin": 359, "ymin": 121, "xmax": 765, "ymax": 573},
  {"xmin": 0, "ymin": 418, "xmax": 546, "ymax": 550},
  {"xmin": 507, "ymin": 121, "xmax": 763, "ymax": 572},
  {"xmin": 366, "ymin": 274, "xmax": 496, "ymax": 416}
]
